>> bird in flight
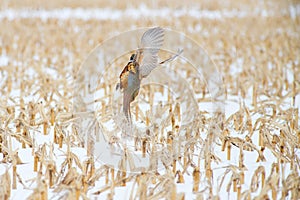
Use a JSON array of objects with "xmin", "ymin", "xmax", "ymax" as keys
[{"xmin": 116, "ymin": 27, "xmax": 182, "ymax": 123}]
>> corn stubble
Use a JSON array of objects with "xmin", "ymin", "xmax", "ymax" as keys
[{"xmin": 0, "ymin": 4, "xmax": 299, "ymax": 200}]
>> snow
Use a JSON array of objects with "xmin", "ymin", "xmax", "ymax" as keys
[
  {"xmin": 0, "ymin": 54, "xmax": 9, "ymax": 66},
  {"xmin": 0, "ymin": 6, "xmax": 299, "ymax": 21}
]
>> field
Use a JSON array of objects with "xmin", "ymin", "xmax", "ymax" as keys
[{"xmin": 0, "ymin": 0, "xmax": 299, "ymax": 199}]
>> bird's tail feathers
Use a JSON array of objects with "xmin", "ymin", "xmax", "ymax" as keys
[{"xmin": 159, "ymin": 49, "xmax": 183, "ymax": 65}]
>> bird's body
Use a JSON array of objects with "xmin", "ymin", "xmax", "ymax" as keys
[
  {"xmin": 116, "ymin": 27, "xmax": 181, "ymax": 123},
  {"xmin": 119, "ymin": 57, "xmax": 141, "ymax": 121}
]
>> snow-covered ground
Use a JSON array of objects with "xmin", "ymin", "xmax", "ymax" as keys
[{"xmin": 0, "ymin": 5, "xmax": 300, "ymax": 21}]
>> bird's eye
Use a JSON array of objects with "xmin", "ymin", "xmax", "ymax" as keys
[{"xmin": 130, "ymin": 54, "xmax": 136, "ymax": 61}]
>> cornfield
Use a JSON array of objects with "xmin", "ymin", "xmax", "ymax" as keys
[{"xmin": 0, "ymin": 0, "xmax": 299, "ymax": 199}]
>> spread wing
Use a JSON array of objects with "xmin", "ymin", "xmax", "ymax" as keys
[{"xmin": 137, "ymin": 27, "xmax": 164, "ymax": 79}]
